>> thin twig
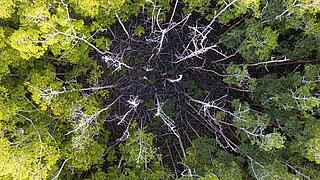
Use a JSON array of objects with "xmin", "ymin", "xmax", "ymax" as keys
[
  {"xmin": 212, "ymin": 51, "xmax": 238, "ymax": 63},
  {"xmin": 226, "ymin": 86, "xmax": 256, "ymax": 92},
  {"xmin": 190, "ymin": 67, "xmax": 225, "ymax": 77}
]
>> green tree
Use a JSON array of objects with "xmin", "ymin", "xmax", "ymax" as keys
[{"xmin": 181, "ymin": 137, "xmax": 243, "ymax": 179}]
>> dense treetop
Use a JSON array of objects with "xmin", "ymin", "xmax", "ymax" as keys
[{"xmin": 0, "ymin": 0, "xmax": 319, "ymax": 179}]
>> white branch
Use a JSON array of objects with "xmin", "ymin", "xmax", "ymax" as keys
[
  {"xmin": 65, "ymin": 96, "xmax": 121, "ymax": 135},
  {"xmin": 115, "ymin": 13, "xmax": 130, "ymax": 38},
  {"xmin": 51, "ymin": 158, "xmax": 70, "ymax": 180}
]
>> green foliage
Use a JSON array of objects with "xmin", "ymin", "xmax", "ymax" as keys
[
  {"xmin": 184, "ymin": 80, "xmax": 206, "ymax": 99},
  {"xmin": 0, "ymin": 130, "xmax": 60, "ymax": 179},
  {"xmin": 0, "ymin": 0, "xmax": 133, "ymax": 177},
  {"xmin": 231, "ymin": 99, "xmax": 287, "ymax": 151},
  {"xmin": 283, "ymin": 0, "xmax": 320, "ymax": 38},
  {"xmin": 252, "ymin": 64, "xmax": 319, "ymax": 118},
  {"xmin": 278, "ymin": 34, "xmax": 320, "ymax": 60},
  {"xmin": 304, "ymin": 138, "xmax": 320, "ymax": 164},
  {"xmin": 238, "ymin": 144, "xmax": 301, "ymax": 180},
  {"xmin": 0, "ymin": 0, "xmax": 15, "ymax": 19},
  {"xmin": 217, "ymin": 0, "xmax": 262, "ymax": 23},
  {"xmin": 182, "ymin": 0, "xmax": 211, "ymax": 15},
  {"xmin": 119, "ymin": 121, "xmax": 158, "ymax": 167},
  {"xmin": 9, "ymin": 28, "xmax": 48, "ymax": 60},
  {"xmin": 69, "ymin": 0, "xmax": 104, "ymax": 18},
  {"xmin": 221, "ymin": 29, "xmax": 245, "ymax": 50},
  {"xmin": 105, "ymin": 122, "xmax": 170, "ymax": 179},
  {"xmin": 182, "ymin": 137, "xmax": 243, "ymax": 179},
  {"xmin": 132, "ymin": 25, "xmax": 145, "ymax": 37},
  {"xmin": 241, "ymin": 19, "xmax": 279, "ymax": 62},
  {"xmin": 256, "ymin": 132, "xmax": 286, "ymax": 151},
  {"xmin": 223, "ymin": 64, "xmax": 256, "ymax": 89},
  {"xmin": 148, "ymin": 74, "xmax": 156, "ymax": 85},
  {"xmin": 249, "ymin": 64, "xmax": 319, "ymax": 164},
  {"xmin": 222, "ymin": 18, "xmax": 279, "ymax": 62},
  {"xmin": 162, "ymin": 97, "xmax": 179, "ymax": 118},
  {"xmin": 94, "ymin": 36, "xmax": 111, "ymax": 52},
  {"xmin": 231, "ymin": 99, "xmax": 269, "ymax": 130},
  {"xmin": 260, "ymin": 0, "xmax": 286, "ymax": 24}
]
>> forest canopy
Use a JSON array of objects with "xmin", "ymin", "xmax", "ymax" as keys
[{"xmin": 0, "ymin": 0, "xmax": 319, "ymax": 179}]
